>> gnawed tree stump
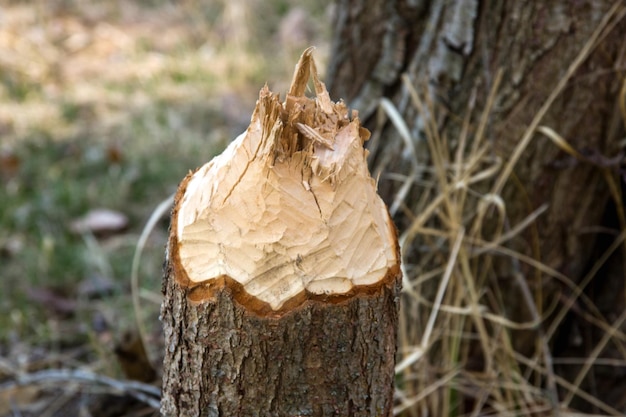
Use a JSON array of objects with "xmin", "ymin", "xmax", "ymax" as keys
[{"xmin": 161, "ymin": 48, "xmax": 401, "ymax": 417}]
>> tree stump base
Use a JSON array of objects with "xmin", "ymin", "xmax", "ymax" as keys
[{"xmin": 161, "ymin": 262, "xmax": 400, "ymax": 416}]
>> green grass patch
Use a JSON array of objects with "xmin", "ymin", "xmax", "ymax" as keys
[{"xmin": 0, "ymin": 99, "xmax": 227, "ymax": 346}]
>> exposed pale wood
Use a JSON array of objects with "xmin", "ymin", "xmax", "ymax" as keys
[
  {"xmin": 171, "ymin": 48, "xmax": 398, "ymax": 314},
  {"xmin": 162, "ymin": 49, "xmax": 401, "ymax": 416}
]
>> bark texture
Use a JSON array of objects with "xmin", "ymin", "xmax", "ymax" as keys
[
  {"xmin": 160, "ymin": 262, "xmax": 401, "ymax": 417},
  {"xmin": 327, "ymin": 0, "xmax": 626, "ymax": 412},
  {"xmin": 328, "ymin": 2, "xmax": 625, "ymax": 265}
]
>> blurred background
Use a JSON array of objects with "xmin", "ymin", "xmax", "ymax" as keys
[{"xmin": 0, "ymin": 1, "xmax": 332, "ymax": 415}]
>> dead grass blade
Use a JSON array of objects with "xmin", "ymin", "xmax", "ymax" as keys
[
  {"xmin": 0, "ymin": 368, "xmax": 161, "ymax": 409},
  {"xmin": 377, "ymin": 5, "xmax": 626, "ymax": 416},
  {"xmin": 130, "ymin": 193, "xmax": 174, "ymax": 369},
  {"xmin": 492, "ymin": 2, "xmax": 626, "ymax": 195}
]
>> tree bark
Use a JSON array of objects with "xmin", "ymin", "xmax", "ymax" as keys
[
  {"xmin": 328, "ymin": 2, "xmax": 625, "ymax": 269},
  {"xmin": 161, "ymin": 49, "xmax": 401, "ymax": 417},
  {"xmin": 160, "ymin": 265, "xmax": 400, "ymax": 416},
  {"xmin": 327, "ymin": 0, "xmax": 626, "ymax": 413}
]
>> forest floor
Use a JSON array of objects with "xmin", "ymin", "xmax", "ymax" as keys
[{"xmin": 0, "ymin": 1, "xmax": 331, "ymax": 415}]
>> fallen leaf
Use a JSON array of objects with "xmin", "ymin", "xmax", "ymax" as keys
[{"xmin": 69, "ymin": 209, "xmax": 129, "ymax": 235}]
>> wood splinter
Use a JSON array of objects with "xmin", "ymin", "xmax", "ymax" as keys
[{"xmin": 161, "ymin": 47, "xmax": 401, "ymax": 417}]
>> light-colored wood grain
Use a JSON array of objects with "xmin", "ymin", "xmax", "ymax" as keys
[{"xmin": 172, "ymin": 48, "xmax": 398, "ymax": 311}]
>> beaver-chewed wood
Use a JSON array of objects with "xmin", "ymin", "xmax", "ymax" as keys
[{"xmin": 161, "ymin": 48, "xmax": 401, "ymax": 417}]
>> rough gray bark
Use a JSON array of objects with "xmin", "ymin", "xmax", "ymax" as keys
[
  {"xmin": 328, "ymin": 2, "xmax": 625, "ymax": 257},
  {"xmin": 160, "ymin": 261, "xmax": 401, "ymax": 417}
]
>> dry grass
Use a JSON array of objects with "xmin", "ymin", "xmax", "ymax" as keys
[
  {"xmin": 0, "ymin": 0, "xmax": 330, "ymax": 145},
  {"xmin": 382, "ymin": 6, "xmax": 626, "ymax": 415},
  {"xmin": 387, "ymin": 89, "xmax": 626, "ymax": 415}
]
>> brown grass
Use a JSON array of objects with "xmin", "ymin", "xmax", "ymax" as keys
[{"xmin": 383, "ymin": 5, "xmax": 626, "ymax": 414}]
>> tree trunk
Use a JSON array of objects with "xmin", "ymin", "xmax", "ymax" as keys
[
  {"xmin": 328, "ymin": 2, "xmax": 625, "ymax": 271},
  {"xmin": 160, "ymin": 268, "xmax": 400, "ymax": 416},
  {"xmin": 161, "ymin": 49, "xmax": 401, "ymax": 417},
  {"xmin": 327, "ymin": 0, "xmax": 626, "ymax": 414}
]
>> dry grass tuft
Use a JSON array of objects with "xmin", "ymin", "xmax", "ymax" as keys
[
  {"xmin": 382, "ymin": 41, "xmax": 626, "ymax": 417},
  {"xmin": 384, "ymin": 82, "xmax": 626, "ymax": 415}
]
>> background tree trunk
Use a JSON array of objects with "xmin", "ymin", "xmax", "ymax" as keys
[{"xmin": 327, "ymin": 0, "xmax": 626, "ymax": 413}]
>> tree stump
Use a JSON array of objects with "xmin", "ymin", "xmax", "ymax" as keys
[{"xmin": 161, "ymin": 48, "xmax": 402, "ymax": 417}]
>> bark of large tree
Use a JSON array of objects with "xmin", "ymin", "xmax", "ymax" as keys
[
  {"xmin": 327, "ymin": 0, "xmax": 626, "ymax": 413},
  {"xmin": 161, "ymin": 50, "xmax": 401, "ymax": 417}
]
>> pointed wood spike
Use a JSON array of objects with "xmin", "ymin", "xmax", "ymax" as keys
[{"xmin": 287, "ymin": 46, "xmax": 315, "ymax": 97}]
